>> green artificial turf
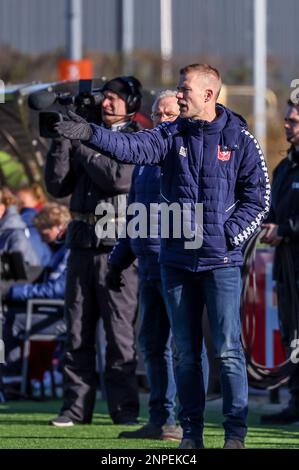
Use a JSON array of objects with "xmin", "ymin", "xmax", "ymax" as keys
[{"xmin": 0, "ymin": 399, "xmax": 299, "ymax": 449}]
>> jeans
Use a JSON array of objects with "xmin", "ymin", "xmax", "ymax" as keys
[
  {"xmin": 139, "ymin": 279, "xmax": 209, "ymax": 427},
  {"xmin": 161, "ymin": 265, "xmax": 248, "ymax": 442}
]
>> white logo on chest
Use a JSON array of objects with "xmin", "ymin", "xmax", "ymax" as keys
[{"xmin": 179, "ymin": 146, "xmax": 187, "ymax": 157}]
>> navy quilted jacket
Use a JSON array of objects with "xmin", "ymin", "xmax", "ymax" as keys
[
  {"xmin": 89, "ymin": 105, "xmax": 270, "ymax": 271},
  {"xmin": 109, "ymin": 165, "xmax": 162, "ymax": 280}
]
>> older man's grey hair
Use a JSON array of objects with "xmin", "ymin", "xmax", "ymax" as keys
[{"xmin": 151, "ymin": 89, "xmax": 178, "ymax": 113}]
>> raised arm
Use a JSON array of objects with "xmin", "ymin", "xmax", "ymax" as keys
[
  {"xmin": 54, "ymin": 111, "xmax": 170, "ymax": 166},
  {"xmin": 87, "ymin": 125, "xmax": 169, "ymax": 166}
]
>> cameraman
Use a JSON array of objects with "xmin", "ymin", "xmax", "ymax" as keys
[{"xmin": 45, "ymin": 76, "xmax": 141, "ymax": 427}]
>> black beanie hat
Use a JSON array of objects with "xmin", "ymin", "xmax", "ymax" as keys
[{"xmin": 101, "ymin": 76, "xmax": 142, "ymax": 111}]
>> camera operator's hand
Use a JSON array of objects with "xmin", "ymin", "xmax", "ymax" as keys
[
  {"xmin": 105, "ymin": 264, "xmax": 125, "ymax": 292},
  {"xmin": 54, "ymin": 110, "xmax": 93, "ymax": 141}
]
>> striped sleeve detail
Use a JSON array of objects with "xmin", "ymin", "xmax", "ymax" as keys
[{"xmin": 230, "ymin": 130, "xmax": 271, "ymax": 247}]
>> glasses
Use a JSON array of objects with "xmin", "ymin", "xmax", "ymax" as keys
[{"xmin": 151, "ymin": 112, "xmax": 178, "ymax": 120}]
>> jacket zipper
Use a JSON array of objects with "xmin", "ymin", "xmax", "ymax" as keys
[
  {"xmin": 194, "ymin": 124, "xmax": 204, "ymax": 271},
  {"xmin": 225, "ymin": 200, "xmax": 240, "ymax": 212}
]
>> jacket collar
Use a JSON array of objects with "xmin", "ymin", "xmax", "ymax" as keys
[{"xmin": 162, "ymin": 105, "xmax": 247, "ymax": 149}]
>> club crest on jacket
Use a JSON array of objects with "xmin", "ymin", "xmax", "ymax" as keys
[{"xmin": 217, "ymin": 145, "xmax": 232, "ymax": 161}]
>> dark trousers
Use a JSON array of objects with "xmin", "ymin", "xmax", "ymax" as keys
[
  {"xmin": 277, "ymin": 279, "xmax": 299, "ymax": 409},
  {"xmin": 138, "ymin": 279, "xmax": 209, "ymax": 426},
  {"xmin": 60, "ymin": 249, "xmax": 139, "ymax": 423},
  {"xmin": 289, "ymin": 365, "xmax": 299, "ymax": 409}
]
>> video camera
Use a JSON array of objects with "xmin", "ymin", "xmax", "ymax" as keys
[{"xmin": 28, "ymin": 79, "xmax": 104, "ymax": 139}]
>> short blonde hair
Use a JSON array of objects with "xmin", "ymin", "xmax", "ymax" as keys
[
  {"xmin": 34, "ymin": 203, "xmax": 71, "ymax": 229},
  {"xmin": 180, "ymin": 63, "xmax": 222, "ymax": 99}
]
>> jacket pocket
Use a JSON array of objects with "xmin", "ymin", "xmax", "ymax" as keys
[{"xmin": 225, "ymin": 200, "xmax": 239, "ymax": 214}]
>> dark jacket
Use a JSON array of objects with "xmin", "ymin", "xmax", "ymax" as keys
[
  {"xmin": 45, "ymin": 121, "xmax": 139, "ymax": 249},
  {"xmin": 88, "ymin": 105, "xmax": 270, "ymax": 271},
  {"xmin": 8, "ymin": 243, "xmax": 69, "ymax": 301},
  {"xmin": 267, "ymin": 150, "xmax": 299, "ymax": 277},
  {"xmin": 0, "ymin": 206, "xmax": 40, "ymax": 266},
  {"xmin": 109, "ymin": 165, "xmax": 161, "ymax": 280}
]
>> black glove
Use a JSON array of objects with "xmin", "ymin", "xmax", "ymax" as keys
[
  {"xmin": 105, "ymin": 264, "xmax": 124, "ymax": 292},
  {"xmin": 54, "ymin": 110, "xmax": 93, "ymax": 141},
  {"xmin": 0, "ymin": 280, "xmax": 13, "ymax": 300}
]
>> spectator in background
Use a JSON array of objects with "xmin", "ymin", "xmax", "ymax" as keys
[
  {"xmin": 2, "ymin": 203, "xmax": 70, "ymax": 386},
  {"xmin": 107, "ymin": 90, "xmax": 209, "ymax": 441},
  {"xmin": 107, "ymin": 90, "xmax": 181, "ymax": 441},
  {"xmin": 260, "ymin": 100, "xmax": 299, "ymax": 425},
  {"xmin": 7, "ymin": 202, "xmax": 70, "ymax": 302},
  {"xmin": 16, "ymin": 182, "xmax": 48, "ymax": 211},
  {"xmin": 0, "ymin": 187, "xmax": 40, "ymax": 400},
  {"xmin": 16, "ymin": 183, "xmax": 52, "ymax": 267},
  {"xmin": 0, "ymin": 187, "xmax": 39, "ymax": 267}
]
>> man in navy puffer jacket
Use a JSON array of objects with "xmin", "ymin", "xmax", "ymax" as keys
[{"xmin": 56, "ymin": 64, "xmax": 270, "ymax": 449}]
